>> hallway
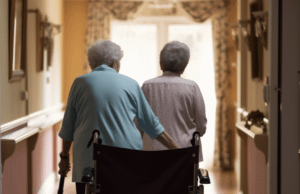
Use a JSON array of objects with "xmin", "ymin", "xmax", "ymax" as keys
[
  {"xmin": 7, "ymin": 0, "xmax": 300, "ymax": 193},
  {"xmin": 54, "ymin": 167, "xmax": 238, "ymax": 194}
]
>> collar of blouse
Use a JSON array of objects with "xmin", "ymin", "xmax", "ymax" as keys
[
  {"xmin": 93, "ymin": 64, "xmax": 117, "ymax": 73},
  {"xmin": 162, "ymin": 71, "xmax": 181, "ymax": 76}
]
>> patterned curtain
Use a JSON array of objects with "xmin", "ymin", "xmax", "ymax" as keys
[
  {"xmin": 103, "ymin": 1, "xmax": 144, "ymax": 20},
  {"xmin": 181, "ymin": 1, "xmax": 225, "ymax": 23},
  {"xmin": 180, "ymin": 1, "xmax": 233, "ymax": 170},
  {"xmin": 84, "ymin": 0, "xmax": 144, "ymax": 73},
  {"xmin": 211, "ymin": 9, "xmax": 233, "ymax": 170}
]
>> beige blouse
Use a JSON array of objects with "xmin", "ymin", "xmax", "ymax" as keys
[{"xmin": 140, "ymin": 71, "xmax": 207, "ymax": 161}]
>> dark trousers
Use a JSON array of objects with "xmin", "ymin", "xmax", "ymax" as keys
[{"xmin": 76, "ymin": 183, "xmax": 86, "ymax": 194}]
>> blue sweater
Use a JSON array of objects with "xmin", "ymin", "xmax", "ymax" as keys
[{"xmin": 59, "ymin": 64, "xmax": 164, "ymax": 182}]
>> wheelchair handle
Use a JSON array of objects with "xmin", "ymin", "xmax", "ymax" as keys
[
  {"xmin": 191, "ymin": 131, "xmax": 200, "ymax": 146},
  {"xmin": 87, "ymin": 130, "xmax": 100, "ymax": 148}
]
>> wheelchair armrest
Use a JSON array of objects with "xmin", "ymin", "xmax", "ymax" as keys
[
  {"xmin": 198, "ymin": 168, "xmax": 211, "ymax": 184},
  {"xmin": 81, "ymin": 167, "xmax": 94, "ymax": 182}
]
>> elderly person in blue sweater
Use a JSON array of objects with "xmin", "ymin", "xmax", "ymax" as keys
[
  {"xmin": 58, "ymin": 40, "xmax": 180, "ymax": 194},
  {"xmin": 139, "ymin": 41, "xmax": 207, "ymax": 162}
]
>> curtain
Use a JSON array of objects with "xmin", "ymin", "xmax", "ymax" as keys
[
  {"xmin": 211, "ymin": 9, "xmax": 233, "ymax": 170},
  {"xmin": 180, "ymin": 1, "xmax": 233, "ymax": 170},
  {"xmin": 181, "ymin": 1, "xmax": 225, "ymax": 23},
  {"xmin": 84, "ymin": 2, "xmax": 111, "ymax": 73},
  {"xmin": 84, "ymin": 0, "xmax": 144, "ymax": 73}
]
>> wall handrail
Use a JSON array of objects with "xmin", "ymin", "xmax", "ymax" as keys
[
  {"xmin": 237, "ymin": 107, "xmax": 269, "ymax": 124},
  {"xmin": 1, "ymin": 103, "xmax": 64, "ymax": 134},
  {"xmin": 2, "ymin": 127, "xmax": 40, "ymax": 144},
  {"xmin": 2, "ymin": 110, "xmax": 64, "ymax": 144},
  {"xmin": 1, "ymin": 105, "xmax": 65, "ymax": 172}
]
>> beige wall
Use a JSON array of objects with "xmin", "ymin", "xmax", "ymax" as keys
[
  {"xmin": 2, "ymin": 126, "xmax": 60, "ymax": 194},
  {"xmin": 1, "ymin": 0, "xmax": 63, "ymax": 124},
  {"xmin": 0, "ymin": 0, "xmax": 27, "ymax": 124},
  {"xmin": 248, "ymin": 136, "xmax": 268, "ymax": 194},
  {"xmin": 237, "ymin": 0, "xmax": 269, "ymax": 193},
  {"xmin": 1, "ymin": 0, "xmax": 63, "ymax": 193},
  {"xmin": 62, "ymin": 1, "xmax": 88, "ymax": 104},
  {"xmin": 242, "ymin": 0, "xmax": 269, "ymax": 117},
  {"xmin": 226, "ymin": 0, "xmax": 238, "ymax": 168},
  {"xmin": 2, "ymin": 140, "xmax": 28, "ymax": 194},
  {"xmin": 27, "ymin": 0, "xmax": 63, "ymax": 114}
]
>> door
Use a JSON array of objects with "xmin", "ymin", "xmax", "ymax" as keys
[
  {"xmin": 269, "ymin": 0, "xmax": 300, "ymax": 193},
  {"xmin": 280, "ymin": 0, "xmax": 300, "ymax": 193},
  {"xmin": 268, "ymin": 0, "xmax": 280, "ymax": 193}
]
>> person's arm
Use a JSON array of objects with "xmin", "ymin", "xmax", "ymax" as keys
[
  {"xmin": 61, "ymin": 139, "xmax": 72, "ymax": 156},
  {"xmin": 193, "ymin": 84, "xmax": 207, "ymax": 136},
  {"xmin": 155, "ymin": 130, "xmax": 181, "ymax": 149},
  {"xmin": 58, "ymin": 79, "xmax": 78, "ymax": 177},
  {"xmin": 58, "ymin": 140, "xmax": 72, "ymax": 177}
]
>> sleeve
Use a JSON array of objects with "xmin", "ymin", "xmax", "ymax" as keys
[
  {"xmin": 193, "ymin": 83, "xmax": 207, "ymax": 137},
  {"xmin": 135, "ymin": 84, "xmax": 164, "ymax": 139},
  {"xmin": 58, "ymin": 78, "xmax": 79, "ymax": 142}
]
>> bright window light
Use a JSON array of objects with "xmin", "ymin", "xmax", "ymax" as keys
[{"xmin": 111, "ymin": 24, "xmax": 158, "ymax": 86}]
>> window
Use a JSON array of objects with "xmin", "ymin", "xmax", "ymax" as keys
[{"xmin": 111, "ymin": 24, "xmax": 158, "ymax": 86}]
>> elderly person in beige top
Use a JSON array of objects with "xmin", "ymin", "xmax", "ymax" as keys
[{"xmin": 138, "ymin": 41, "xmax": 207, "ymax": 162}]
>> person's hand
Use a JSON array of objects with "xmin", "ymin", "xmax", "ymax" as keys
[{"xmin": 58, "ymin": 153, "xmax": 70, "ymax": 177}]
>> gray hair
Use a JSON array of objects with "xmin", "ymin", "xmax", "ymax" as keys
[
  {"xmin": 87, "ymin": 40, "xmax": 123, "ymax": 70},
  {"xmin": 160, "ymin": 41, "xmax": 190, "ymax": 73}
]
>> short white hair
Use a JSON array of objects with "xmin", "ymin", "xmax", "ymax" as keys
[
  {"xmin": 87, "ymin": 40, "xmax": 123, "ymax": 69},
  {"xmin": 160, "ymin": 41, "xmax": 190, "ymax": 73}
]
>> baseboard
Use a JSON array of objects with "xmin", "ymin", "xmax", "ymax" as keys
[{"xmin": 37, "ymin": 172, "xmax": 56, "ymax": 194}]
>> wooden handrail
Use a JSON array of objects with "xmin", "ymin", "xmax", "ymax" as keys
[
  {"xmin": 1, "ymin": 103, "xmax": 64, "ymax": 134},
  {"xmin": 2, "ymin": 127, "xmax": 40, "ymax": 144},
  {"xmin": 2, "ymin": 110, "xmax": 64, "ymax": 143},
  {"xmin": 1, "ymin": 106, "xmax": 64, "ymax": 173}
]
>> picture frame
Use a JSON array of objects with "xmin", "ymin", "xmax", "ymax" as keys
[
  {"xmin": 28, "ymin": 9, "xmax": 43, "ymax": 72},
  {"xmin": 250, "ymin": 1, "xmax": 263, "ymax": 81},
  {"xmin": 9, "ymin": 0, "xmax": 27, "ymax": 81}
]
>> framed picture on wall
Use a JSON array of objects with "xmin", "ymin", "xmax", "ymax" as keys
[
  {"xmin": 9, "ymin": 0, "xmax": 27, "ymax": 81},
  {"xmin": 250, "ymin": 1, "xmax": 263, "ymax": 81},
  {"xmin": 28, "ymin": 9, "xmax": 43, "ymax": 72}
]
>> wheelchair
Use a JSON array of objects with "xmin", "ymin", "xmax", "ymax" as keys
[{"xmin": 82, "ymin": 130, "xmax": 210, "ymax": 194}]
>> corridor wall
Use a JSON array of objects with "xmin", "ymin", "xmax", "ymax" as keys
[{"xmin": 1, "ymin": 0, "xmax": 63, "ymax": 193}]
